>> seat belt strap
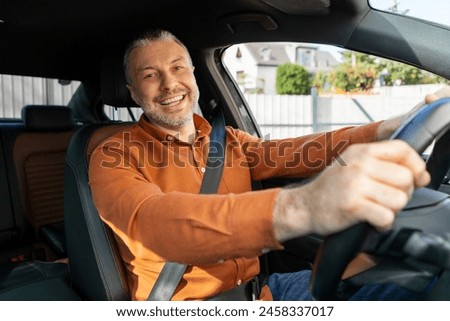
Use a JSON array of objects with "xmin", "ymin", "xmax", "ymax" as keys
[
  {"xmin": 199, "ymin": 109, "xmax": 226, "ymax": 194},
  {"xmin": 147, "ymin": 109, "xmax": 226, "ymax": 301},
  {"xmin": 146, "ymin": 261, "xmax": 188, "ymax": 301}
]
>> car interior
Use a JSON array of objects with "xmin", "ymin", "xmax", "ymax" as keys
[{"xmin": 0, "ymin": 0, "xmax": 449, "ymax": 300}]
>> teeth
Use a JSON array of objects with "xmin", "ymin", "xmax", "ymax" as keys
[{"xmin": 160, "ymin": 95, "xmax": 184, "ymax": 105}]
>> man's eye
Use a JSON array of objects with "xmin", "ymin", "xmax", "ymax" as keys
[
  {"xmin": 144, "ymin": 73, "xmax": 156, "ymax": 79},
  {"xmin": 174, "ymin": 66, "xmax": 185, "ymax": 71}
]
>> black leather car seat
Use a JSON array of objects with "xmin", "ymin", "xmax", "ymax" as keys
[
  {"xmin": 64, "ymin": 56, "xmax": 137, "ymax": 300},
  {"xmin": 64, "ymin": 122, "xmax": 133, "ymax": 300}
]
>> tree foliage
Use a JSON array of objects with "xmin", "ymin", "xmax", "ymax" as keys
[
  {"xmin": 312, "ymin": 71, "xmax": 330, "ymax": 93},
  {"xmin": 326, "ymin": 52, "xmax": 448, "ymax": 93},
  {"xmin": 276, "ymin": 63, "xmax": 311, "ymax": 95},
  {"xmin": 329, "ymin": 52, "xmax": 378, "ymax": 92},
  {"xmin": 379, "ymin": 59, "xmax": 448, "ymax": 85},
  {"xmin": 274, "ymin": 51, "xmax": 448, "ymax": 95}
]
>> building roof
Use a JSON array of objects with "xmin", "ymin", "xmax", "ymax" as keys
[
  {"xmin": 244, "ymin": 42, "xmax": 338, "ymax": 71},
  {"xmin": 245, "ymin": 43, "xmax": 291, "ymax": 66}
]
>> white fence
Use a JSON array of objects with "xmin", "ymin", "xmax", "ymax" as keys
[{"xmin": 246, "ymin": 84, "xmax": 444, "ymax": 139}]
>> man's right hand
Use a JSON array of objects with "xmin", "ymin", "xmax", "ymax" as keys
[{"xmin": 273, "ymin": 140, "xmax": 430, "ymax": 242}]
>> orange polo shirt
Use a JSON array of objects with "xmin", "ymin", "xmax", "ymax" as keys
[{"xmin": 89, "ymin": 113, "xmax": 380, "ymax": 300}]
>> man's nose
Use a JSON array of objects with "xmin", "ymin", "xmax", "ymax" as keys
[{"xmin": 160, "ymin": 72, "xmax": 177, "ymax": 91}]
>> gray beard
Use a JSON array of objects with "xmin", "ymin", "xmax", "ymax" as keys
[{"xmin": 144, "ymin": 108, "xmax": 194, "ymax": 130}]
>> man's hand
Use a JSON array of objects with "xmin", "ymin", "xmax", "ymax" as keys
[
  {"xmin": 376, "ymin": 85, "xmax": 450, "ymax": 141},
  {"xmin": 273, "ymin": 140, "xmax": 430, "ymax": 242}
]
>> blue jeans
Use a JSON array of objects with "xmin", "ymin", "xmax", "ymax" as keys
[{"xmin": 267, "ymin": 270, "xmax": 430, "ymax": 301}]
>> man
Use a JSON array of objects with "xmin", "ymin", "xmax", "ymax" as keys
[{"xmin": 89, "ymin": 29, "xmax": 447, "ymax": 300}]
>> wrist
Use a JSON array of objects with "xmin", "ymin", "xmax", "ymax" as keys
[
  {"xmin": 273, "ymin": 188, "xmax": 312, "ymax": 243},
  {"xmin": 376, "ymin": 115, "xmax": 404, "ymax": 141}
]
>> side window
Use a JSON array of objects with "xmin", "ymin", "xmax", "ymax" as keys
[
  {"xmin": 222, "ymin": 43, "xmax": 448, "ymax": 140},
  {"xmin": 0, "ymin": 74, "xmax": 80, "ymax": 119},
  {"xmin": 104, "ymin": 105, "xmax": 143, "ymax": 122},
  {"xmin": 104, "ymin": 103, "xmax": 202, "ymax": 122}
]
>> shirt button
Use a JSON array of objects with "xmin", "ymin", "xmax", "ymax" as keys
[
  {"xmin": 166, "ymin": 135, "xmax": 173, "ymax": 141},
  {"xmin": 200, "ymin": 167, "xmax": 206, "ymax": 173},
  {"xmin": 237, "ymin": 279, "xmax": 242, "ymax": 286}
]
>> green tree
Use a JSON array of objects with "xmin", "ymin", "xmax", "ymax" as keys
[
  {"xmin": 380, "ymin": 59, "xmax": 449, "ymax": 85},
  {"xmin": 280, "ymin": 51, "xmax": 448, "ymax": 95},
  {"xmin": 276, "ymin": 63, "xmax": 311, "ymax": 95},
  {"xmin": 329, "ymin": 52, "xmax": 379, "ymax": 93},
  {"xmin": 312, "ymin": 70, "xmax": 330, "ymax": 93}
]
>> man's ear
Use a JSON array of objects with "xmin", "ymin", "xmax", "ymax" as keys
[{"xmin": 126, "ymin": 84, "xmax": 139, "ymax": 105}]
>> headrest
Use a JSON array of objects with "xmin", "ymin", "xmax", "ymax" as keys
[
  {"xmin": 21, "ymin": 105, "xmax": 73, "ymax": 131},
  {"xmin": 101, "ymin": 56, "xmax": 138, "ymax": 107}
]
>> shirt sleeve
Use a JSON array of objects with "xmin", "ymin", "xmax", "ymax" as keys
[{"xmin": 234, "ymin": 121, "xmax": 382, "ymax": 180}]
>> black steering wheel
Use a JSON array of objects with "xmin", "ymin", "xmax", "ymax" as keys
[{"xmin": 310, "ymin": 97, "xmax": 450, "ymax": 300}]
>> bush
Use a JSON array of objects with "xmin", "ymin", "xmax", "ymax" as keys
[
  {"xmin": 329, "ymin": 52, "xmax": 378, "ymax": 93},
  {"xmin": 276, "ymin": 63, "xmax": 311, "ymax": 95}
]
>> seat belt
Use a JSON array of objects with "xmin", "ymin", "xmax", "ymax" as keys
[{"xmin": 147, "ymin": 109, "xmax": 226, "ymax": 301}]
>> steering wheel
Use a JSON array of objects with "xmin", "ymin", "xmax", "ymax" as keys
[{"xmin": 310, "ymin": 97, "xmax": 450, "ymax": 300}]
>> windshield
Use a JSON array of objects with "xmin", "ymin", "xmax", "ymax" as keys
[{"xmin": 369, "ymin": 0, "xmax": 450, "ymax": 28}]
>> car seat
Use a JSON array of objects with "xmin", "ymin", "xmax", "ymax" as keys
[
  {"xmin": 0, "ymin": 105, "xmax": 80, "ymax": 300},
  {"xmin": 18, "ymin": 105, "xmax": 74, "ymax": 258},
  {"xmin": 64, "ymin": 122, "xmax": 133, "ymax": 300},
  {"xmin": 64, "ymin": 56, "xmax": 136, "ymax": 300}
]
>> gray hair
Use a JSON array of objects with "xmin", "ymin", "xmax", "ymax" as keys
[{"xmin": 123, "ymin": 29, "xmax": 192, "ymax": 85}]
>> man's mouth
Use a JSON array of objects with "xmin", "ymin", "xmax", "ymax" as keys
[{"xmin": 159, "ymin": 95, "xmax": 185, "ymax": 106}]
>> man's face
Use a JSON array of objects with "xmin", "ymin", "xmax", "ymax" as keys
[{"xmin": 126, "ymin": 40, "xmax": 199, "ymax": 131}]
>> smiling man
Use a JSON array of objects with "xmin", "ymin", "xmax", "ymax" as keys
[
  {"xmin": 89, "ymin": 29, "xmax": 442, "ymax": 301},
  {"xmin": 124, "ymin": 34, "xmax": 199, "ymax": 143}
]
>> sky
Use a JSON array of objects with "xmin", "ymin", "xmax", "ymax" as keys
[{"xmin": 369, "ymin": 0, "xmax": 450, "ymax": 27}]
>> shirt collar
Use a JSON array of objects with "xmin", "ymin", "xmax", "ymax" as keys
[{"xmin": 138, "ymin": 113, "xmax": 212, "ymax": 143}]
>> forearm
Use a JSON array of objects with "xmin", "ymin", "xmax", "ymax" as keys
[{"xmin": 375, "ymin": 114, "xmax": 405, "ymax": 141}]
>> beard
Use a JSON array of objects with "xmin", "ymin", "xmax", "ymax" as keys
[
  {"xmin": 145, "ymin": 106, "xmax": 194, "ymax": 130},
  {"xmin": 140, "ymin": 87, "xmax": 199, "ymax": 130}
]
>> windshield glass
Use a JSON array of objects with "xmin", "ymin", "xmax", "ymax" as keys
[{"xmin": 369, "ymin": 0, "xmax": 450, "ymax": 28}]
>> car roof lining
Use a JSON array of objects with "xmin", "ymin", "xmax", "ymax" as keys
[{"xmin": 0, "ymin": 0, "xmax": 448, "ymax": 81}]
